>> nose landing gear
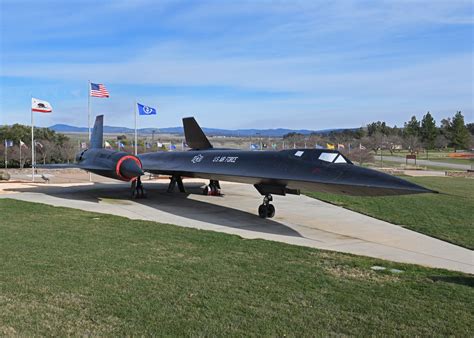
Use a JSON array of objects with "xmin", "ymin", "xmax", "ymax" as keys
[
  {"xmin": 131, "ymin": 177, "xmax": 146, "ymax": 199},
  {"xmin": 258, "ymin": 194, "xmax": 275, "ymax": 218}
]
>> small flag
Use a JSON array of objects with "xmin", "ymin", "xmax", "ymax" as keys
[
  {"xmin": 359, "ymin": 144, "xmax": 366, "ymax": 150},
  {"xmin": 157, "ymin": 142, "xmax": 163, "ymax": 148},
  {"xmin": 145, "ymin": 142, "xmax": 151, "ymax": 149},
  {"xmin": 4, "ymin": 140, "xmax": 13, "ymax": 147},
  {"xmin": 326, "ymin": 143, "xmax": 335, "ymax": 150},
  {"xmin": 32, "ymin": 98, "xmax": 53, "ymax": 113},
  {"xmin": 104, "ymin": 141, "xmax": 112, "ymax": 148},
  {"xmin": 338, "ymin": 144, "xmax": 345, "ymax": 150},
  {"xmin": 315, "ymin": 143, "xmax": 324, "ymax": 149},
  {"xmin": 118, "ymin": 141, "xmax": 125, "ymax": 149},
  {"xmin": 169, "ymin": 143, "xmax": 176, "ymax": 150},
  {"xmin": 137, "ymin": 103, "xmax": 157, "ymax": 116},
  {"xmin": 81, "ymin": 142, "xmax": 87, "ymax": 149},
  {"xmin": 90, "ymin": 83, "xmax": 109, "ymax": 98},
  {"xmin": 20, "ymin": 140, "xmax": 28, "ymax": 148},
  {"xmin": 35, "ymin": 141, "xmax": 43, "ymax": 148}
]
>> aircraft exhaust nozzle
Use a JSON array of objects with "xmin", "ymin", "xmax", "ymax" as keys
[{"xmin": 117, "ymin": 156, "xmax": 144, "ymax": 180}]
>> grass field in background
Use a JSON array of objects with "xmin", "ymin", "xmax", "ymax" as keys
[
  {"xmin": 380, "ymin": 149, "xmax": 473, "ymax": 163},
  {"xmin": 306, "ymin": 177, "xmax": 474, "ymax": 249},
  {"xmin": 0, "ymin": 199, "xmax": 472, "ymax": 336},
  {"xmin": 370, "ymin": 159, "xmax": 457, "ymax": 171}
]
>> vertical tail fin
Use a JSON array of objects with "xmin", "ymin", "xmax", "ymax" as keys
[
  {"xmin": 183, "ymin": 117, "xmax": 213, "ymax": 150},
  {"xmin": 90, "ymin": 115, "xmax": 103, "ymax": 149}
]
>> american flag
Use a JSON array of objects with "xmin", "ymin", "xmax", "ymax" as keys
[{"xmin": 90, "ymin": 83, "xmax": 109, "ymax": 98}]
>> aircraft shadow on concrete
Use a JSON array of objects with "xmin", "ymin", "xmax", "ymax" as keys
[
  {"xmin": 429, "ymin": 276, "xmax": 474, "ymax": 288},
  {"xmin": 7, "ymin": 182, "xmax": 302, "ymax": 238}
]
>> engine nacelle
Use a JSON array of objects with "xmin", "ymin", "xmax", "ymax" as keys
[
  {"xmin": 115, "ymin": 155, "xmax": 143, "ymax": 181},
  {"xmin": 77, "ymin": 149, "xmax": 144, "ymax": 181}
]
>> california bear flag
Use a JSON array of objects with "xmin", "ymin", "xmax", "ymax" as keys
[{"xmin": 31, "ymin": 98, "xmax": 53, "ymax": 113}]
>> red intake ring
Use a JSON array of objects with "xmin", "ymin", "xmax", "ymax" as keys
[{"xmin": 115, "ymin": 155, "xmax": 142, "ymax": 181}]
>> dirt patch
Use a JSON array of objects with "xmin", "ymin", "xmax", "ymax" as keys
[{"xmin": 325, "ymin": 265, "xmax": 400, "ymax": 282}]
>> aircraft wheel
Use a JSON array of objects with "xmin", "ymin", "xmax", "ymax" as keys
[
  {"xmin": 258, "ymin": 204, "xmax": 268, "ymax": 218},
  {"xmin": 210, "ymin": 185, "xmax": 220, "ymax": 196},
  {"xmin": 203, "ymin": 186, "xmax": 210, "ymax": 195},
  {"xmin": 266, "ymin": 204, "xmax": 275, "ymax": 218}
]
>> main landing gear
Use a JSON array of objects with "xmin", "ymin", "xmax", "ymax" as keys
[
  {"xmin": 258, "ymin": 194, "xmax": 275, "ymax": 218},
  {"xmin": 203, "ymin": 180, "xmax": 221, "ymax": 196},
  {"xmin": 167, "ymin": 175, "xmax": 186, "ymax": 193},
  {"xmin": 131, "ymin": 177, "xmax": 146, "ymax": 199}
]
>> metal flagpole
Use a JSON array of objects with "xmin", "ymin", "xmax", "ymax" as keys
[
  {"xmin": 134, "ymin": 101, "xmax": 138, "ymax": 156},
  {"xmin": 19, "ymin": 143, "xmax": 21, "ymax": 169},
  {"xmin": 4, "ymin": 140, "xmax": 7, "ymax": 169},
  {"xmin": 87, "ymin": 81, "xmax": 92, "ymax": 182},
  {"xmin": 88, "ymin": 80, "xmax": 91, "ymax": 142},
  {"xmin": 31, "ymin": 98, "xmax": 35, "ymax": 182}
]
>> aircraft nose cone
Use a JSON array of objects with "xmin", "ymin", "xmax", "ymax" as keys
[
  {"xmin": 358, "ymin": 167, "xmax": 435, "ymax": 195},
  {"xmin": 336, "ymin": 166, "xmax": 436, "ymax": 196},
  {"xmin": 120, "ymin": 158, "xmax": 144, "ymax": 179}
]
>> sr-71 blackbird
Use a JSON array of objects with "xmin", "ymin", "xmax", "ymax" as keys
[{"xmin": 43, "ymin": 115, "xmax": 433, "ymax": 218}]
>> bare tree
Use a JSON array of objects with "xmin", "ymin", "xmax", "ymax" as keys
[{"xmin": 345, "ymin": 148, "xmax": 374, "ymax": 166}]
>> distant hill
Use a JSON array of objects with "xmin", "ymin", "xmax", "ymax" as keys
[{"xmin": 49, "ymin": 124, "xmax": 353, "ymax": 137}]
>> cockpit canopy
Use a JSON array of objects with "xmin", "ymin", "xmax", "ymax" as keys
[{"xmin": 289, "ymin": 149, "xmax": 352, "ymax": 164}]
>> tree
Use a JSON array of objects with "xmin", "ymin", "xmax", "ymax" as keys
[
  {"xmin": 404, "ymin": 116, "xmax": 420, "ymax": 138},
  {"xmin": 434, "ymin": 134, "xmax": 448, "ymax": 150},
  {"xmin": 344, "ymin": 148, "xmax": 374, "ymax": 166},
  {"xmin": 386, "ymin": 135, "xmax": 403, "ymax": 154},
  {"xmin": 449, "ymin": 111, "xmax": 470, "ymax": 151},
  {"xmin": 465, "ymin": 123, "xmax": 474, "ymax": 136},
  {"xmin": 420, "ymin": 112, "xmax": 438, "ymax": 152}
]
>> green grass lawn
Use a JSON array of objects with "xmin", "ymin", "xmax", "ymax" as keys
[
  {"xmin": 306, "ymin": 177, "xmax": 474, "ymax": 249},
  {"xmin": 429, "ymin": 158, "xmax": 473, "ymax": 165},
  {"xmin": 0, "ymin": 199, "xmax": 473, "ymax": 336},
  {"xmin": 371, "ymin": 160, "xmax": 457, "ymax": 171},
  {"xmin": 380, "ymin": 150, "xmax": 473, "ymax": 165}
]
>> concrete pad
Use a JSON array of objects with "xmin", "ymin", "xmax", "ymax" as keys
[{"xmin": 1, "ymin": 179, "xmax": 472, "ymax": 274}]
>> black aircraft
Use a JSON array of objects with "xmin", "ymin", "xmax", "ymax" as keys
[
  {"xmin": 40, "ymin": 115, "xmax": 145, "ymax": 197},
  {"xmin": 42, "ymin": 115, "xmax": 433, "ymax": 218}
]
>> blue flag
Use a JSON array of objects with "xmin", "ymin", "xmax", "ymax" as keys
[
  {"xmin": 137, "ymin": 103, "xmax": 157, "ymax": 116},
  {"xmin": 4, "ymin": 140, "xmax": 13, "ymax": 147}
]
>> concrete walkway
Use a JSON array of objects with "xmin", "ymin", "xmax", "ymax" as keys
[
  {"xmin": 383, "ymin": 155, "xmax": 472, "ymax": 170},
  {"xmin": 1, "ymin": 180, "xmax": 472, "ymax": 274}
]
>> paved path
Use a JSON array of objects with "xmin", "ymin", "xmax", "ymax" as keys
[
  {"xmin": 384, "ymin": 156, "xmax": 472, "ymax": 170},
  {"xmin": 1, "ymin": 180, "xmax": 472, "ymax": 274}
]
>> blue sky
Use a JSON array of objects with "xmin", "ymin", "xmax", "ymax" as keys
[{"xmin": 0, "ymin": 0, "xmax": 472, "ymax": 130}]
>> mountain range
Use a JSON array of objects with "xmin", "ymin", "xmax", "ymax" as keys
[{"xmin": 49, "ymin": 124, "xmax": 351, "ymax": 137}]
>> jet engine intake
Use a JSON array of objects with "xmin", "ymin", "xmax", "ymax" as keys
[{"xmin": 116, "ymin": 155, "xmax": 144, "ymax": 181}]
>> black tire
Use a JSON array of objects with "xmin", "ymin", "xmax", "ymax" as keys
[
  {"xmin": 258, "ymin": 204, "xmax": 268, "ymax": 218},
  {"xmin": 203, "ymin": 186, "xmax": 210, "ymax": 195},
  {"xmin": 267, "ymin": 204, "xmax": 275, "ymax": 218}
]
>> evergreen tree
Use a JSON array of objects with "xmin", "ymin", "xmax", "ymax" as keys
[
  {"xmin": 420, "ymin": 112, "xmax": 438, "ymax": 149},
  {"xmin": 450, "ymin": 111, "xmax": 470, "ymax": 151},
  {"xmin": 404, "ymin": 116, "xmax": 420, "ymax": 137}
]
